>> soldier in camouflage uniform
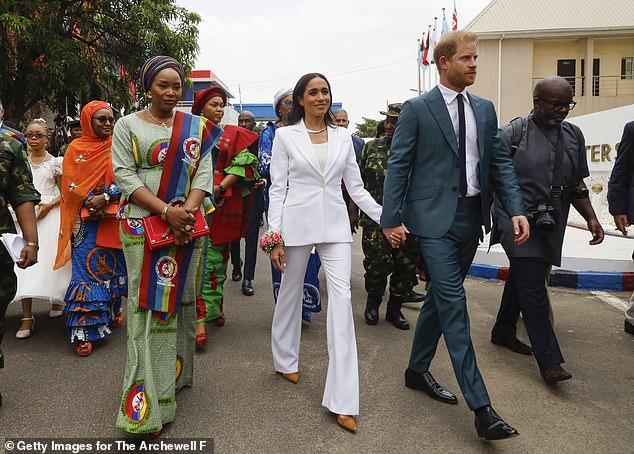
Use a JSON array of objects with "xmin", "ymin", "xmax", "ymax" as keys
[
  {"xmin": 357, "ymin": 104, "xmax": 422, "ymax": 330},
  {"xmin": 0, "ymin": 130, "xmax": 40, "ymax": 407}
]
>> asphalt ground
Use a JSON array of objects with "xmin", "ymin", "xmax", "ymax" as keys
[{"xmin": 1, "ymin": 236, "xmax": 633, "ymax": 453}]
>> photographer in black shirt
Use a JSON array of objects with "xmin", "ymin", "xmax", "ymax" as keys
[{"xmin": 490, "ymin": 76, "xmax": 604, "ymax": 384}]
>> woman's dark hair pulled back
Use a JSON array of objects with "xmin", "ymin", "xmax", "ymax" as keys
[{"xmin": 288, "ymin": 73, "xmax": 335, "ymax": 127}]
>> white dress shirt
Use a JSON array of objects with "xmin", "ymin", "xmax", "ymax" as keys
[{"xmin": 437, "ymin": 83, "xmax": 480, "ymax": 196}]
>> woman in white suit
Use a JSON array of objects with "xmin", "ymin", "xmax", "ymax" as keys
[{"xmin": 267, "ymin": 73, "xmax": 381, "ymax": 433}]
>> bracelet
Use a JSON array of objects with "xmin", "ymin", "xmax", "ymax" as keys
[
  {"xmin": 25, "ymin": 241, "xmax": 39, "ymax": 250},
  {"xmin": 160, "ymin": 204, "xmax": 170, "ymax": 220}
]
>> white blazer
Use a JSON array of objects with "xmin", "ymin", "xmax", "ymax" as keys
[{"xmin": 268, "ymin": 120, "xmax": 382, "ymax": 246}]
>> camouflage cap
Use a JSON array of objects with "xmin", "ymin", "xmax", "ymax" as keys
[{"xmin": 380, "ymin": 103, "xmax": 402, "ymax": 118}]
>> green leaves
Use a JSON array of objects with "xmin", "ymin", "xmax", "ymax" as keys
[{"xmin": 0, "ymin": 0, "xmax": 201, "ymax": 123}]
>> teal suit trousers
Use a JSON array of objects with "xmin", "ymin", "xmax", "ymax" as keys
[{"xmin": 408, "ymin": 196, "xmax": 491, "ymax": 410}]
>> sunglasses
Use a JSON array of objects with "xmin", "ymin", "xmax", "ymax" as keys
[
  {"xmin": 281, "ymin": 99, "xmax": 293, "ymax": 108},
  {"xmin": 93, "ymin": 116, "xmax": 115, "ymax": 124},
  {"xmin": 25, "ymin": 133, "xmax": 48, "ymax": 139},
  {"xmin": 537, "ymin": 98, "xmax": 577, "ymax": 112}
]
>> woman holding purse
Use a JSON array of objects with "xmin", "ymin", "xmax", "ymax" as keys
[
  {"xmin": 266, "ymin": 73, "xmax": 382, "ymax": 433},
  {"xmin": 111, "ymin": 56, "xmax": 222, "ymax": 435}
]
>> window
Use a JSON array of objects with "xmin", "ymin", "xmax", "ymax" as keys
[{"xmin": 622, "ymin": 58, "xmax": 634, "ymax": 80}]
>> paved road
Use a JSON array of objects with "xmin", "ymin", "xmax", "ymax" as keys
[{"xmin": 1, "ymin": 237, "xmax": 633, "ymax": 453}]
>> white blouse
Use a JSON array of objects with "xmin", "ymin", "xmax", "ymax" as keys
[{"xmin": 312, "ymin": 142, "xmax": 329, "ymax": 172}]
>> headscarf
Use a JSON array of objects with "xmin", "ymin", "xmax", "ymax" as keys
[
  {"xmin": 191, "ymin": 86, "xmax": 227, "ymax": 116},
  {"xmin": 54, "ymin": 101, "xmax": 115, "ymax": 269},
  {"xmin": 273, "ymin": 87, "xmax": 293, "ymax": 116},
  {"xmin": 139, "ymin": 56, "xmax": 185, "ymax": 93}
]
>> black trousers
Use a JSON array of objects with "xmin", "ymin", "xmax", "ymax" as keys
[
  {"xmin": 0, "ymin": 251, "xmax": 18, "ymax": 369},
  {"xmin": 243, "ymin": 189, "xmax": 264, "ymax": 281},
  {"xmin": 491, "ymin": 257, "xmax": 564, "ymax": 370},
  {"xmin": 230, "ymin": 240, "xmax": 241, "ymax": 270}
]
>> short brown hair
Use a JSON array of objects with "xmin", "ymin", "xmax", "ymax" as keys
[{"xmin": 433, "ymin": 30, "xmax": 478, "ymax": 73}]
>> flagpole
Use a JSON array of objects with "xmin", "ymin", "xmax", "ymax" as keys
[{"xmin": 417, "ymin": 38, "xmax": 422, "ymax": 95}]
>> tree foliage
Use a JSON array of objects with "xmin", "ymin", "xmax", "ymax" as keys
[
  {"xmin": 0, "ymin": 0, "xmax": 201, "ymax": 123},
  {"xmin": 354, "ymin": 117, "xmax": 380, "ymax": 138}
]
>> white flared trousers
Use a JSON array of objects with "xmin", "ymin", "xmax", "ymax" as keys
[{"xmin": 271, "ymin": 242, "xmax": 359, "ymax": 415}]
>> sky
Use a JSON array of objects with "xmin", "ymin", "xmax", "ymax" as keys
[{"xmin": 176, "ymin": 0, "xmax": 491, "ymax": 128}]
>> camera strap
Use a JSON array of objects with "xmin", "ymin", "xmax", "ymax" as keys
[{"xmin": 550, "ymin": 129, "xmax": 566, "ymax": 202}]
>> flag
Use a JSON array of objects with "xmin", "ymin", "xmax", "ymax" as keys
[
  {"xmin": 442, "ymin": 8, "xmax": 449, "ymax": 36},
  {"xmin": 417, "ymin": 34, "xmax": 426, "ymax": 68},
  {"xmin": 429, "ymin": 18, "xmax": 438, "ymax": 64},
  {"xmin": 421, "ymin": 26, "xmax": 431, "ymax": 70},
  {"xmin": 452, "ymin": 0, "xmax": 458, "ymax": 30}
]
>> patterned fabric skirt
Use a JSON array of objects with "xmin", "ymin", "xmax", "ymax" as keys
[
  {"xmin": 116, "ymin": 219, "xmax": 202, "ymax": 434},
  {"xmin": 64, "ymin": 219, "xmax": 127, "ymax": 343},
  {"xmin": 196, "ymin": 240, "xmax": 230, "ymax": 323}
]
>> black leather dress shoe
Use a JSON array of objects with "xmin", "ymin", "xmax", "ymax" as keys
[
  {"xmin": 474, "ymin": 406, "xmax": 519, "ymax": 440},
  {"xmin": 404, "ymin": 290, "xmax": 425, "ymax": 303},
  {"xmin": 625, "ymin": 320, "xmax": 634, "ymax": 335},
  {"xmin": 540, "ymin": 365, "xmax": 572, "ymax": 384},
  {"xmin": 242, "ymin": 279, "xmax": 254, "ymax": 296},
  {"xmin": 386, "ymin": 310, "xmax": 410, "ymax": 330},
  {"xmin": 405, "ymin": 368, "xmax": 458, "ymax": 404},
  {"xmin": 491, "ymin": 336, "xmax": 533, "ymax": 355},
  {"xmin": 232, "ymin": 268, "xmax": 242, "ymax": 282}
]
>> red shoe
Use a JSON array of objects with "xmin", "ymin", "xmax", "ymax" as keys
[
  {"xmin": 216, "ymin": 314, "xmax": 225, "ymax": 327},
  {"xmin": 75, "ymin": 341, "xmax": 93, "ymax": 357},
  {"xmin": 196, "ymin": 333, "xmax": 208, "ymax": 347},
  {"xmin": 115, "ymin": 313, "xmax": 123, "ymax": 327},
  {"xmin": 150, "ymin": 429, "xmax": 162, "ymax": 438}
]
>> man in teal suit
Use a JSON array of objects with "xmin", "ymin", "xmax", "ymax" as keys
[{"xmin": 381, "ymin": 30, "xmax": 530, "ymax": 440}]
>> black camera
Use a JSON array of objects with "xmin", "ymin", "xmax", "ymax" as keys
[{"xmin": 526, "ymin": 202, "xmax": 556, "ymax": 233}]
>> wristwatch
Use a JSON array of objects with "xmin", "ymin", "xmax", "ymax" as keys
[{"xmin": 217, "ymin": 183, "xmax": 227, "ymax": 195}]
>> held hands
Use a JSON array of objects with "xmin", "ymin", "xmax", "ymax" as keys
[
  {"xmin": 613, "ymin": 214, "xmax": 630, "ymax": 236},
  {"xmin": 382, "ymin": 224, "xmax": 409, "ymax": 248},
  {"xmin": 17, "ymin": 244, "xmax": 38, "ymax": 269},
  {"xmin": 511, "ymin": 215, "xmax": 530, "ymax": 245},
  {"xmin": 587, "ymin": 218, "xmax": 604, "ymax": 245},
  {"xmin": 270, "ymin": 244, "xmax": 286, "ymax": 273}
]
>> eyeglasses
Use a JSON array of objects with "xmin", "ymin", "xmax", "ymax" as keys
[
  {"xmin": 281, "ymin": 99, "xmax": 293, "ymax": 108},
  {"xmin": 537, "ymin": 98, "xmax": 576, "ymax": 111},
  {"xmin": 93, "ymin": 116, "xmax": 115, "ymax": 124},
  {"xmin": 25, "ymin": 133, "xmax": 48, "ymax": 139}
]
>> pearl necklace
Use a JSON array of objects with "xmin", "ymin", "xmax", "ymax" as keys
[
  {"xmin": 147, "ymin": 108, "xmax": 174, "ymax": 128},
  {"xmin": 306, "ymin": 126, "xmax": 327, "ymax": 134}
]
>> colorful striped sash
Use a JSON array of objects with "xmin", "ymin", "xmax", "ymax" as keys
[
  {"xmin": 0, "ymin": 125, "xmax": 25, "ymax": 144},
  {"xmin": 138, "ymin": 111, "xmax": 222, "ymax": 313}
]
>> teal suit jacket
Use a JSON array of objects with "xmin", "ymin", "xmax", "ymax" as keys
[{"xmin": 380, "ymin": 86, "xmax": 525, "ymax": 238}]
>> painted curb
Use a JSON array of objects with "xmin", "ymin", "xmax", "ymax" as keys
[{"xmin": 469, "ymin": 264, "xmax": 634, "ymax": 292}]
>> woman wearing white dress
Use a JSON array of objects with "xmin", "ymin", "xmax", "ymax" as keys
[
  {"xmin": 14, "ymin": 119, "xmax": 72, "ymax": 338},
  {"xmin": 267, "ymin": 73, "xmax": 381, "ymax": 433}
]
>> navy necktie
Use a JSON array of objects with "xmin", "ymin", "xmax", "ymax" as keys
[{"xmin": 457, "ymin": 93, "xmax": 467, "ymax": 197}]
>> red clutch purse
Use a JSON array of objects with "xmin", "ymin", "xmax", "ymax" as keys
[{"xmin": 142, "ymin": 209, "xmax": 210, "ymax": 250}]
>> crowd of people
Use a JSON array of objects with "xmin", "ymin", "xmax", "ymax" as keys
[{"xmin": 0, "ymin": 29, "xmax": 632, "ymax": 440}]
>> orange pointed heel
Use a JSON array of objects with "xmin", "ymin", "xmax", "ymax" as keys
[
  {"xmin": 277, "ymin": 371, "xmax": 299, "ymax": 384},
  {"xmin": 337, "ymin": 415, "xmax": 357, "ymax": 433}
]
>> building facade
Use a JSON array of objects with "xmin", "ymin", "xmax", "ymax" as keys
[{"xmin": 466, "ymin": 0, "xmax": 634, "ymax": 124}]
